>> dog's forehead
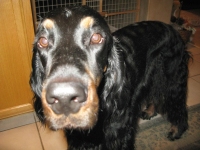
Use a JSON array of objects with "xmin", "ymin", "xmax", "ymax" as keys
[{"xmin": 41, "ymin": 7, "xmax": 105, "ymax": 30}]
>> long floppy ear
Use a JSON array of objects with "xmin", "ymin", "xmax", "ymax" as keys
[
  {"xmin": 100, "ymin": 37, "xmax": 131, "ymax": 114},
  {"xmin": 30, "ymin": 47, "xmax": 45, "ymax": 123}
]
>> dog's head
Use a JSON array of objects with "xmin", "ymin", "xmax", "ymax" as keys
[{"xmin": 30, "ymin": 6, "xmax": 113, "ymax": 130}]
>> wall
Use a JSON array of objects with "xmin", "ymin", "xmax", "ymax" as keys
[{"xmin": 140, "ymin": 0, "xmax": 173, "ymax": 23}]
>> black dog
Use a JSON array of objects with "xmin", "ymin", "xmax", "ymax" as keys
[{"xmin": 30, "ymin": 6, "xmax": 190, "ymax": 150}]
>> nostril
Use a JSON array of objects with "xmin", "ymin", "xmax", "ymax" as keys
[
  {"xmin": 48, "ymin": 97, "xmax": 59, "ymax": 104},
  {"xmin": 70, "ymin": 94, "xmax": 86, "ymax": 103},
  {"xmin": 71, "ymin": 96, "xmax": 78, "ymax": 102}
]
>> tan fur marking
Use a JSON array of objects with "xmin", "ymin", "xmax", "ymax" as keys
[
  {"xmin": 84, "ymin": 66, "xmax": 101, "ymax": 87},
  {"xmin": 42, "ymin": 19, "xmax": 54, "ymax": 29},
  {"xmin": 103, "ymin": 66, "xmax": 107, "ymax": 72},
  {"xmin": 144, "ymin": 103, "xmax": 155, "ymax": 116},
  {"xmin": 80, "ymin": 17, "xmax": 94, "ymax": 29},
  {"xmin": 85, "ymin": 67, "xmax": 95, "ymax": 83},
  {"xmin": 170, "ymin": 125, "xmax": 178, "ymax": 133}
]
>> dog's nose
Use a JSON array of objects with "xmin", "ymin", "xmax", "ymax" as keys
[{"xmin": 46, "ymin": 82, "xmax": 87, "ymax": 115}]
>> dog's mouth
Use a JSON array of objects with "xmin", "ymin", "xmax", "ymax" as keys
[{"xmin": 40, "ymin": 75, "xmax": 100, "ymax": 130}]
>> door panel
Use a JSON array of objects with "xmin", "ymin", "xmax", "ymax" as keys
[{"xmin": 0, "ymin": 0, "xmax": 34, "ymax": 119}]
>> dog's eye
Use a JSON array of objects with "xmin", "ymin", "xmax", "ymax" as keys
[
  {"xmin": 90, "ymin": 33, "xmax": 103, "ymax": 44},
  {"xmin": 37, "ymin": 37, "xmax": 49, "ymax": 48}
]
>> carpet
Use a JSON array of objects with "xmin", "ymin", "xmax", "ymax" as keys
[
  {"xmin": 190, "ymin": 27, "xmax": 200, "ymax": 48},
  {"xmin": 135, "ymin": 104, "xmax": 200, "ymax": 150}
]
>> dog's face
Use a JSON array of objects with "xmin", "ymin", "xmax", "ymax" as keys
[{"xmin": 32, "ymin": 6, "xmax": 113, "ymax": 130}]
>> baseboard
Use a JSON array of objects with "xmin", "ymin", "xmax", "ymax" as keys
[{"xmin": 0, "ymin": 104, "xmax": 34, "ymax": 120}]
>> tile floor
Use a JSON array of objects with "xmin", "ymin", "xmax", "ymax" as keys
[{"xmin": 0, "ymin": 37, "xmax": 200, "ymax": 150}]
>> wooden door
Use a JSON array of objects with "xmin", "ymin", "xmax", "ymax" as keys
[{"xmin": 0, "ymin": 0, "xmax": 34, "ymax": 119}]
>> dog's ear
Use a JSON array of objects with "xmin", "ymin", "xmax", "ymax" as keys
[
  {"xmin": 30, "ymin": 48, "xmax": 44, "ymax": 97},
  {"xmin": 30, "ymin": 47, "xmax": 45, "ymax": 123},
  {"xmin": 33, "ymin": 95, "xmax": 46, "ymax": 123},
  {"xmin": 100, "ymin": 37, "xmax": 131, "ymax": 114}
]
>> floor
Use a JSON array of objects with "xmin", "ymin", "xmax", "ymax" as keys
[{"xmin": 0, "ymin": 29, "xmax": 200, "ymax": 150}]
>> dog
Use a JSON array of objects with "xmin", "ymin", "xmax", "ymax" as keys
[{"xmin": 30, "ymin": 5, "xmax": 190, "ymax": 150}]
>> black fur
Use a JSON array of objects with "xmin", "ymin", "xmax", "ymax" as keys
[{"xmin": 30, "ymin": 6, "xmax": 190, "ymax": 150}]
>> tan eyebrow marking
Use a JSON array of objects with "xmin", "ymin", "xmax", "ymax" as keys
[
  {"xmin": 42, "ymin": 19, "xmax": 54, "ymax": 29},
  {"xmin": 80, "ymin": 17, "xmax": 94, "ymax": 29}
]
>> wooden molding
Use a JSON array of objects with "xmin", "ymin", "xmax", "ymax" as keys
[{"xmin": 0, "ymin": 104, "xmax": 33, "ymax": 120}]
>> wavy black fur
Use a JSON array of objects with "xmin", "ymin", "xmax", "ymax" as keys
[{"xmin": 30, "ymin": 6, "xmax": 191, "ymax": 150}]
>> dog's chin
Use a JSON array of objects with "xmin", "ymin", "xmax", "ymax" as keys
[{"xmin": 46, "ymin": 112, "xmax": 98, "ymax": 131}]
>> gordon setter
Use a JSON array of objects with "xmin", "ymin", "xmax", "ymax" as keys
[{"xmin": 30, "ymin": 5, "xmax": 190, "ymax": 150}]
